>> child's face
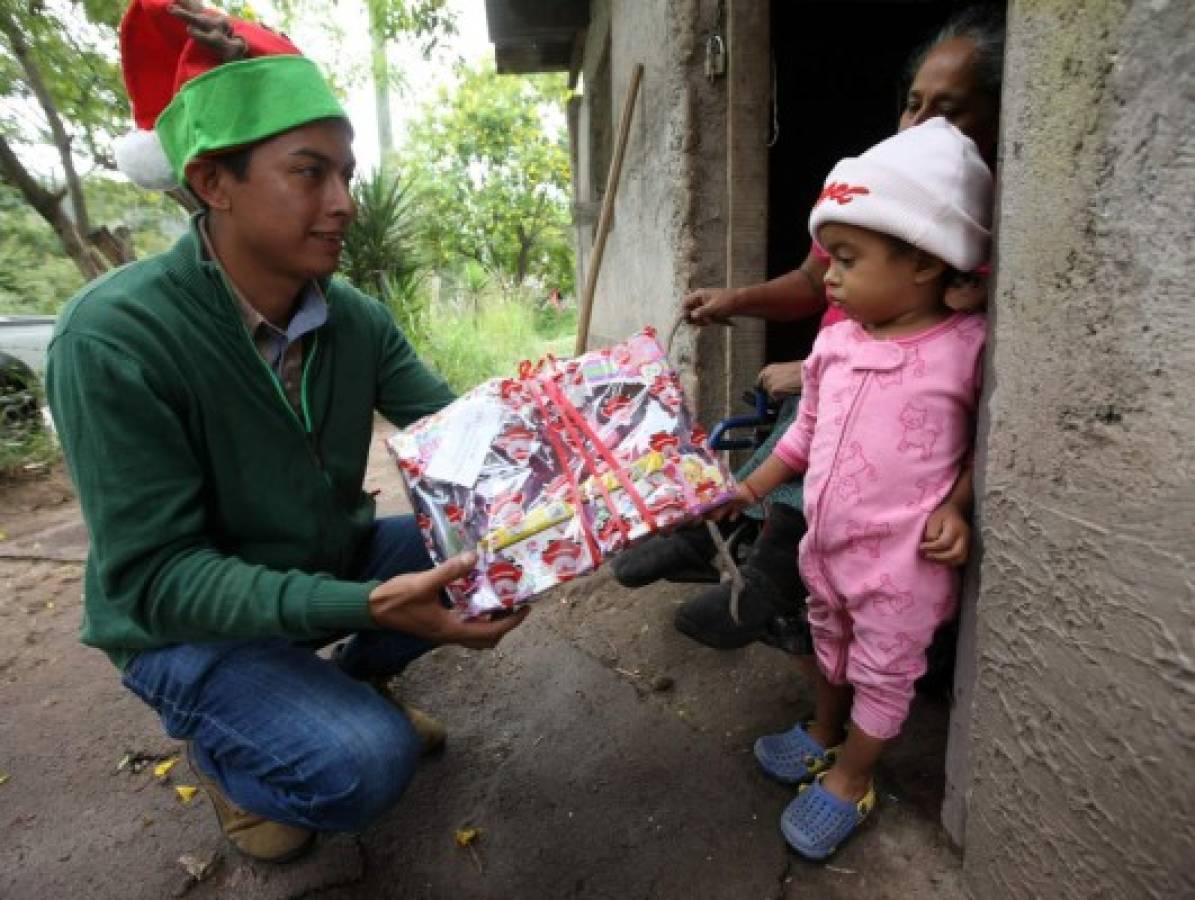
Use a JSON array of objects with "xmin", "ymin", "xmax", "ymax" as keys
[{"xmin": 819, "ymin": 222, "xmax": 944, "ymax": 330}]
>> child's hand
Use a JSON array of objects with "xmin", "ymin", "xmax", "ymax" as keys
[
  {"xmin": 707, "ymin": 483, "xmax": 757, "ymax": 522},
  {"xmin": 920, "ymin": 503, "xmax": 971, "ymax": 566}
]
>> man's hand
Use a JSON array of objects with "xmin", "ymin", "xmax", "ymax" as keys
[
  {"xmin": 169, "ymin": 1, "xmax": 248, "ymax": 61},
  {"xmin": 920, "ymin": 504, "xmax": 971, "ymax": 567},
  {"xmin": 758, "ymin": 360, "xmax": 804, "ymax": 399},
  {"xmin": 368, "ymin": 552, "xmax": 529, "ymax": 649},
  {"xmin": 682, "ymin": 287, "xmax": 738, "ymax": 326}
]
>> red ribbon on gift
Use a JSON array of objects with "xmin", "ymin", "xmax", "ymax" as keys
[{"xmin": 520, "ymin": 365, "xmax": 659, "ymax": 566}]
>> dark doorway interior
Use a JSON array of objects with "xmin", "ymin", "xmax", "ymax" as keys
[{"xmin": 765, "ymin": 1, "xmax": 953, "ymax": 363}]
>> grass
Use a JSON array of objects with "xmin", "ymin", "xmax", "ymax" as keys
[
  {"xmin": 0, "ymin": 422, "xmax": 60, "ymax": 480},
  {"xmin": 413, "ymin": 291, "xmax": 577, "ymax": 393}
]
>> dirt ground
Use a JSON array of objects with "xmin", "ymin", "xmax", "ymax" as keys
[{"xmin": 0, "ymin": 426, "xmax": 965, "ymax": 899}]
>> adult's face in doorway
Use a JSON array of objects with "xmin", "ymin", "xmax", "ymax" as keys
[{"xmin": 899, "ymin": 36, "xmax": 999, "ymax": 163}]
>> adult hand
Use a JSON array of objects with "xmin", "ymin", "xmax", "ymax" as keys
[
  {"xmin": 945, "ymin": 272, "xmax": 989, "ymax": 313},
  {"xmin": 758, "ymin": 361, "xmax": 804, "ymax": 399},
  {"xmin": 169, "ymin": 1, "xmax": 248, "ymax": 61},
  {"xmin": 368, "ymin": 551, "xmax": 529, "ymax": 649},
  {"xmin": 919, "ymin": 504, "xmax": 971, "ymax": 567},
  {"xmin": 682, "ymin": 287, "xmax": 738, "ymax": 326}
]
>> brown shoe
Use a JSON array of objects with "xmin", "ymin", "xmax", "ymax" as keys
[
  {"xmin": 185, "ymin": 744, "xmax": 315, "ymax": 863},
  {"xmin": 369, "ymin": 677, "xmax": 447, "ymax": 755}
]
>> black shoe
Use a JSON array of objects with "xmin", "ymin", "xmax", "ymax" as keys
[
  {"xmin": 673, "ymin": 503, "xmax": 810, "ymax": 650},
  {"xmin": 612, "ymin": 524, "xmax": 721, "ymax": 587}
]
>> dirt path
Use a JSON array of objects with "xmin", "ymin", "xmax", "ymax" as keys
[{"xmin": 0, "ymin": 428, "xmax": 964, "ymax": 899}]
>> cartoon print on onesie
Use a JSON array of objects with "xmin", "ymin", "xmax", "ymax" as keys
[
  {"xmin": 834, "ymin": 441, "xmax": 879, "ymax": 502},
  {"xmin": 896, "ymin": 401, "xmax": 943, "ymax": 460},
  {"xmin": 905, "ymin": 473, "xmax": 956, "ymax": 512},
  {"xmin": 953, "ymin": 315, "xmax": 986, "ymax": 345},
  {"xmin": 873, "ymin": 632, "xmax": 925, "ymax": 675},
  {"xmin": 845, "ymin": 519, "xmax": 893, "ymax": 558},
  {"xmin": 867, "ymin": 574, "xmax": 914, "ymax": 617}
]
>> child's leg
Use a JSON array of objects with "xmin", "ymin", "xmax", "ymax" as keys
[
  {"xmin": 821, "ymin": 724, "xmax": 887, "ymax": 802},
  {"xmin": 804, "ymin": 663, "xmax": 852, "ymax": 751}
]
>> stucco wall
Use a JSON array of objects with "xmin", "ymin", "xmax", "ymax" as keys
[
  {"xmin": 961, "ymin": 1, "xmax": 1195, "ymax": 896},
  {"xmin": 579, "ymin": 0, "xmax": 728, "ymax": 425}
]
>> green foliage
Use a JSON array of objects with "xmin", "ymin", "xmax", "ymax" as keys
[
  {"xmin": 398, "ymin": 61, "xmax": 574, "ymax": 290},
  {"xmin": 413, "ymin": 288, "xmax": 576, "ymax": 393},
  {"xmin": 0, "ymin": 180, "xmax": 186, "ymax": 315},
  {"xmin": 0, "ymin": 0, "xmax": 127, "ymax": 156},
  {"xmin": 0, "ymin": 424, "xmax": 59, "ymax": 479},
  {"xmin": 340, "ymin": 168, "xmax": 429, "ymax": 340},
  {"xmin": 342, "ymin": 171, "xmax": 422, "ymax": 296}
]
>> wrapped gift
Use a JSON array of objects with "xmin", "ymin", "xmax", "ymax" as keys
[{"xmin": 388, "ymin": 328, "xmax": 734, "ymax": 618}]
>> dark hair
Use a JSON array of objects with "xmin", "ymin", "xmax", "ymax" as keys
[
  {"xmin": 209, "ymin": 144, "xmax": 256, "ymax": 181},
  {"xmin": 884, "ymin": 234, "xmax": 958, "ymax": 282},
  {"xmin": 184, "ymin": 144, "xmax": 255, "ymax": 211},
  {"xmin": 906, "ymin": 5, "xmax": 1007, "ymax": 105}
]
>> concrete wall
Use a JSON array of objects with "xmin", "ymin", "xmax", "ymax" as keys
[
  {"xmin": 956, "ymin": 1, "xmax": 1195, "ymax": 895},
  {"xmin": 577, "ymin": 0, "xmax": 731, "ymax": 426}
]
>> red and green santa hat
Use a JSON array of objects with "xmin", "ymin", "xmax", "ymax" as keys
[{"xmin": 113, "ymin": 0, "xmax": 347, "ymax": 189}]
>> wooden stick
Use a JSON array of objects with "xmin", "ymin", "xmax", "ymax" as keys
[{"xmin": 574, "ymin": 63, "xmax": 644, "ymax": 355}]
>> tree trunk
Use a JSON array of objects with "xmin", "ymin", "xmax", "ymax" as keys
[
  {"xmin": 367, "ymin": 1, "xmax": 394, "ymax": 159},
  {"xmin": 0, "ymin": 9, "xmax": 92, "ymax": 238},
  {"xmin": 0, "ymin": 134, "xmax": 105, "ymax": 280}
]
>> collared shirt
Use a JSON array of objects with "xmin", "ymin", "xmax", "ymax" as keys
[{"xmin": 198, "ymin": 216, "xmax": 328, "ymax": 417}]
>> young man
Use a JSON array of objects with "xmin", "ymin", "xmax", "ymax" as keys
[{"xmin": 47, "ymin": 0, "xmax": 526, "ymax": 862}]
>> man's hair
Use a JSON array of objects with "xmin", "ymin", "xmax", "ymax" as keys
[
  {"xmin": 185, "ymin": 144, "xmax": 255, "ymax": 210},
  {"xmin": 905, "ymin": 5, "xmax": 1007, "ymax": 105},
  {"xmin": 209, "ymin": 144, "xmax": 255, "ymax": 181}
]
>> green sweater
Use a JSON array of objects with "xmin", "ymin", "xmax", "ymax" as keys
[{"xmin": 47, "ymin": 222, "xmax": 455, "ymax": 670}]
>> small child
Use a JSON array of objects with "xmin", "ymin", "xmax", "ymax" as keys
[{"xmin": 714, "ymin": 117, "xmax": 993, "ymax": 859}]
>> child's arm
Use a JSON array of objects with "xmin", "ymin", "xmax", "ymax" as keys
[
  {"xmin": 710, "ymin": 346, "xmax": 824, "ymax": 522},
  {"xmin": 709, "ymin": 453, "xmax": 800, "ymax": 521},
  {"xmin": 920, "ymin": 464, "xmax": 974, "ymax": 566}
]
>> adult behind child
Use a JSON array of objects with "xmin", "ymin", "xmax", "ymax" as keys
[
  {"xmin": 48, "ymin": 0, "xmax": 526, "ymax": 863},
  {"xmin": 711, "ymin": 117, "xmax": 993, "ymax": 859},
  {"xmin": 612, "ymin": 5, "xmax": 1004, "ymax": 658}
]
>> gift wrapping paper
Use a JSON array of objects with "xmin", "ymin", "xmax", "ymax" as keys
[{"xmin": 387, "ymin": 328, "xmax": 735, "ymax": 617}]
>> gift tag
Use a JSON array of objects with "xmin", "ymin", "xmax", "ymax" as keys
[{"xmin": 425, "ymin": 399, "xmax": 505, "ymax": 487}]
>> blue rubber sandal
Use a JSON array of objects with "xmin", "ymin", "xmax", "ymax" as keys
[
  {"xmin": 753, "ymin": 722, "xmax": 841, "ymax": 785},
  {"xmin": 780, "ymin": 774, "xmax": 876, "ymax": 860}
]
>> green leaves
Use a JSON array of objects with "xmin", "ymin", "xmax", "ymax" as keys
[{"xmin": 398, "ymin": 61, "xmax": 573, "ymax": 290}]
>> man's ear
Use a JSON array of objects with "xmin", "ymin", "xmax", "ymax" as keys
[
  {"xmin": 183, "ymin": 158, "xmax": 231, "ymax": 210},
  {"xmin": 912, "ymin": 251, "xmax": 949, "ymax": 285}
]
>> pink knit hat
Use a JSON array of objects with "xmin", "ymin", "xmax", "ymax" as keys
[{"xmin": 808, "ymin": 117, "xmax": 993, "ymax": 272}]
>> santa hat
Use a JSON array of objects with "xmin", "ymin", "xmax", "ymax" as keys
[
  {"xmin": 113, "ymin": 0, "xmax": 346, "ymax": 189},
  {"xmin": 808, "ymin": 117, "xmax": 992, "ymax": 272}
]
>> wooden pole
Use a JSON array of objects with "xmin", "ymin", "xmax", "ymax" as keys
[{"xmin": 574, "ymin": 62, "xmax": 643, "ymax": 355}]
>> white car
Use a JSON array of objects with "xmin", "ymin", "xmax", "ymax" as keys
[{"xmin": 0, "ymin": 315, "xmax": 55, "ymax": 429}]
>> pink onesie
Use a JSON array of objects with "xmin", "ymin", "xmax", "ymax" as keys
[{"xmin": 774, "ymin": 312, "xmax": 985, "ymax": 740}]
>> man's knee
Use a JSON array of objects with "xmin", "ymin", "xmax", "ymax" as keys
[{"xmin": 302, "ymin": 709, "xmax": 422, "ymax": 831}]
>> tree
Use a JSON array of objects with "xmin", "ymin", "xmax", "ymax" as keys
[
  {"xmin": 399, "ymin": 61, "xmax": 573, "ymax": 290},
  {"xmin": 0, "ymin": 0, "xmax": 454, "ymax": 284},
  {"xmin": 340, "ymin": 169, "xmax": 428, "ymax": 341},
  {"xmin": 0, "ymin": 0, "xmax": 130, "ymax": 278}
]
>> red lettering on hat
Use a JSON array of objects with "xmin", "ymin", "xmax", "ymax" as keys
[{"xmin": 817, "ymin": 183, "xmax": 870, "ymax": 206}]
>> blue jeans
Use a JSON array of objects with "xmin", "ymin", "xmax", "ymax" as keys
[{"xmin": 121, "ymin": 516, "xmax": 434, "ymax": 832}]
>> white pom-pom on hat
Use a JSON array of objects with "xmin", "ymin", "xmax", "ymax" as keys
[{"xmin": 114, "ymin": 128, "xmax": 176, "ymax": 190}]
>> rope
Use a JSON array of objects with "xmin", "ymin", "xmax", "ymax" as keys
[{"xmin": 664, "ymin": 311, "xmax": 746, "ymax": 624}]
